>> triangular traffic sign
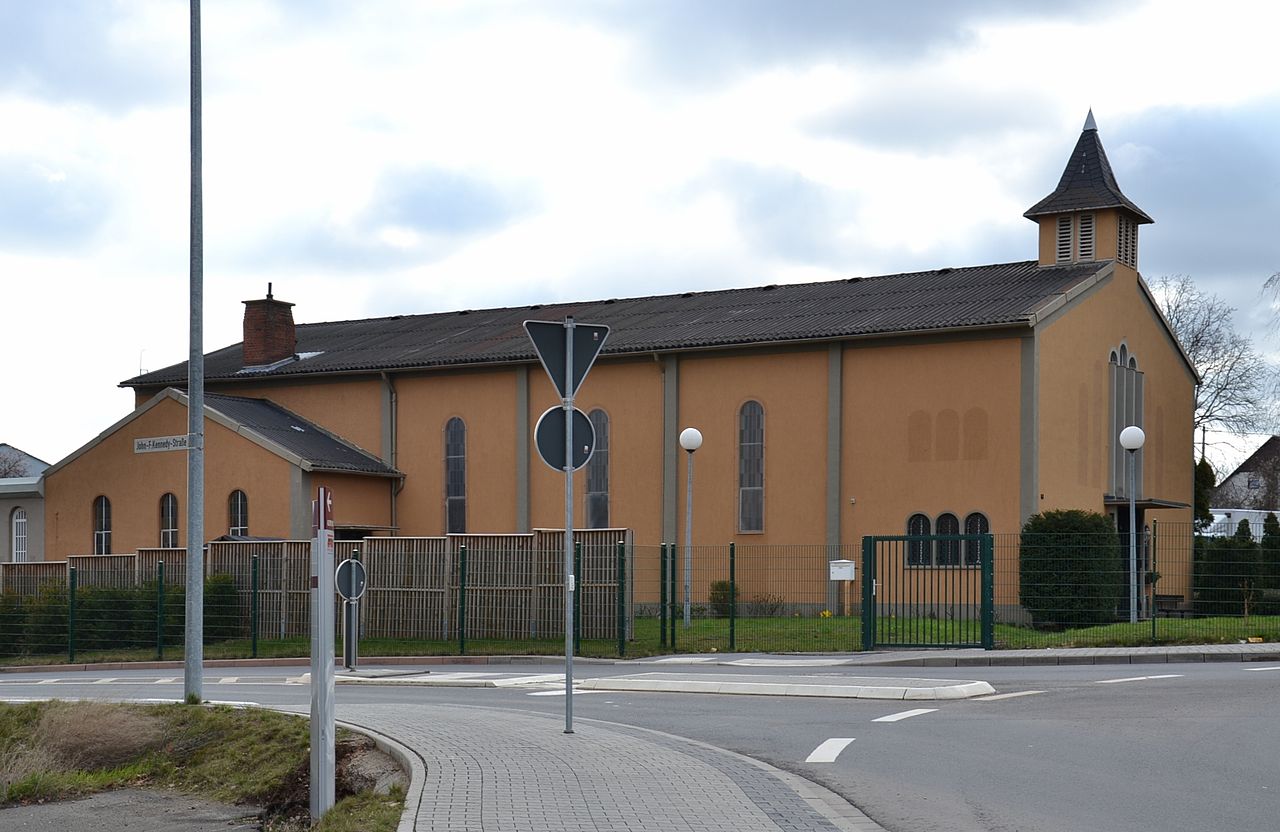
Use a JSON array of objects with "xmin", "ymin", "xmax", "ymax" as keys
[{"xmin": 524, "ymin": 318, "xmax": 610, "ymax": 399}]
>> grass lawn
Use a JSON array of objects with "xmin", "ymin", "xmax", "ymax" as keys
[
  {"xmin": 1, "ymin": 614, "xmax": 1276, "ymax": 669},
  {"xmin": 0, "ymin": 700, "xmax": 403, "ymax": 831}
]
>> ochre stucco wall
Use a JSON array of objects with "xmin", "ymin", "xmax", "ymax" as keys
[{"xmin": 43, "ymin": 397, "xmax": 294, "ymax": 559}]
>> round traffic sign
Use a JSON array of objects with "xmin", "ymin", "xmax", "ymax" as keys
[
  {"xmin": 335, "ymin": 558, "xmax": 367, "ymax": 601},
  {"xmin": 534, "ymin": 406, "xmax": 595, "ymax": 472}
]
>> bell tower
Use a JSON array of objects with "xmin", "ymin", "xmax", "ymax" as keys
[{"xmin": 1025, "ymin": 111, "xmax": 1153, "ymax": 269}]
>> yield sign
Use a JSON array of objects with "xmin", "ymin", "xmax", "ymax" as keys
[{"xmin": 524, "ymin": 318, "xmax": 610, "ymax": 399}]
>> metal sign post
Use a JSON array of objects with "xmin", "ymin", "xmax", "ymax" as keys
[
  {"xmin": 310, "ymin": 487, "xmax": 336, "ymax": 821},
  {"xmin": 336, "ymin": 555, "xmax": 367, "ymax": 671},
  {"xmin": 525, "ymin": 317, "xmax": 609, "ymax": 734}
]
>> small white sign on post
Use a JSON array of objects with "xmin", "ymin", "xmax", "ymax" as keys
[{"xmin": 829, "ymin": 560, "xmax": 856, "ymax": 582}]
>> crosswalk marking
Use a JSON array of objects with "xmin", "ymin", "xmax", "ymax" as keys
[
  {"xmin": 1096, "ymin": 674, "xmax": 1183, "ymax": 684},
  {"xmin": 873, "ymin": 708, "xmax": 937, "ymax": 723},
  {"xmin": 805, "ymin": 738, "xmax": 855, "ymax": 763},
  {"xmin": 972, "ymin": 690, "xmax": 1044, "ymax": 701}
]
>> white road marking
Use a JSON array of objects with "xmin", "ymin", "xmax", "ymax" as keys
[
  {"xmin": 805, "ymin": 738, "xmax": 855, "ymax": 763},
  {"xmin": 36, "ymin": 678, "xmax": 59, "ymax": 685},
  {"xmin": 1096, "ymin": 674, "xmax": 1183, "ymax": 684},
  {"xmin": 972, "ymin": 690, "xmax": 1045, "ymax": 701},
  {"xmin": 155, "ymin": 677, "xmax": 179, "ymax": 684},
  {"xmin": 526, "ymin": 689, "xmax": 602, "ymax": 697},
  {"xmin": 218, "ymin": 677, "xmax": 239, "ymax": 684},
  {"xmin": 1245, "ymin": 666, "xmax": 1280, "ymax": 672},
  {"xmin": 873, "ymin": 708, "xmax": 937, "ymax": 723},
  {"xmin": 0, "ymin": 698, "xmax": 39, "ymax": 703},
  {"xmin": 91, "ymin": 678, "xmax": 118, "ymax": 684},
  {"xmin": 648, "ymin": 657, "xmax": 717, "ymax": 663}
]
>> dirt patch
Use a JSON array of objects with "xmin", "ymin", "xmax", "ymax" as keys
[
  {"xmin": 37, "ymin": 701, "xmax": 164, "ymax": 770},
  {"xmin": 257, "ymin": 734, "xmax": 406, "ymax": 829}
]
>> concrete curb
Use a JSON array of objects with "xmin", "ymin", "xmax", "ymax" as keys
[
  {"xmin": 333, "ymin": 717, "xmax": 426, "ymax": 832},
  {"xmin": 578, "ymin": 674, "xmax": 995, "ymax": 700}
]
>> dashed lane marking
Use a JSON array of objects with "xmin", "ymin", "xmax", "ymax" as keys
[
  {"xmin": 526, "ymin": 689, "xmax": 604, "ymax": 697},
  {"xmin": 972, "ymin": 690, "xmax": 1045, "ymax": 701},
  {"xmin": 805, "ymin": 738, "xmax": 855, "ymax": 763},
  {"xmin": 1245, "ymin": 666, "xmax": 1280, "ymax": 672},
  {"xmin": 218, "ymin": 677, "xmax": 239, "ymax": 684},
  {"xmin": 1096, "ymin": 674, "xmax": 1183, "ymax": 684},
  {"xmin": 872, "ymin": 708, "xmax": 937, "ymax": 723},
  {"xmin": 91, "ymin": 678, "xmax": 118, "ymax": 684}
]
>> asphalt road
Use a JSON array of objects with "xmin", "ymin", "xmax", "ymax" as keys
[{"xmin": 1, "ymin": 659, "xmax": 1275, "ymax": 832}]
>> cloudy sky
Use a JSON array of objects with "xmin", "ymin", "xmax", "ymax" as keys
[{"xmin": 3, "ymin": 0, "xmax": 1279, "ymax": 472}]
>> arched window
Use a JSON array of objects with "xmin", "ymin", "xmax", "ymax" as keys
[
  {"xmin": 738, "ymin": 401, "xmax": 765, "ymax": 533},
  {"xmin": 586, "ymin": 409, "xmax": 609, "ymax": 529},
  {"xmin": 1109, "ymin": 345, "xmax": 1143, "ymax": 497},
  {"xmin": 93, "ymin": 496, "xmax": 111, "ymax": 555},
  {"xmin": 229, "ymin": 490, "xmax": 249, "ymax": 536},
  {"xmin": 963, "ymin": 512, "xmax": 989, "ymax": 567},
  {"xmin": 445, "ymin": 417, "xmax": 467, "ymax": 534},
  {"xmin": 160, "ymin": 493, "xmax": 179, "ymax": 548},
  {"xmin": 936, "ymin": 513, "xmax": 961, "ymax": 566},
  {"xmin": 906, "ymin": 513, "xmax": 931, "ymax": 566},
  {"xmin": 10, "ymin": 508, "xmax": 27, "ymax": 563}
]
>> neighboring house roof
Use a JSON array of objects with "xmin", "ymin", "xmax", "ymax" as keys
[
  {"xmin": 1219, "ymin": 436, "xmax": 1280, "ymax": 482},
  {"xmin": 1024, "ymin": 112, "xmax": 1154, "ymax": 224},
  {"xmin": 44, "ymin": 389, "xmax": 400, "ymax": 478},
  {"xmin": 0, "ymin": 444, "xmax": 50, "ymax": 479},
  {"xmin": 124, "ymin": 259, "xmax": 1113, "ymax": 387}
]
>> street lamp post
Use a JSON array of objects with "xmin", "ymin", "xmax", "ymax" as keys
[
  {"xmin": 1119, "ymin": 425, "xmax": 1146, "ymax": 624},
  {"xmin": 679, "ymin": 427, "xmax": 702, "ymax": 627}
]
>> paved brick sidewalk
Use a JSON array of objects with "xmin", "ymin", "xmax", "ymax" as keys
[{"xmin": 335, "ymin": 703, "xmax": 885, "ymax": 832}]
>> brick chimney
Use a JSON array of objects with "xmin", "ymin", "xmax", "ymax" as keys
[{"xmin": 242, "ymin": 283, "xmax": 296, "ymax": 367}]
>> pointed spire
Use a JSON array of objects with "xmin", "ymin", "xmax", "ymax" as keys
[{"xmin": 1024, "ymin": 112, "xmax": 1153, "ymax": 224}]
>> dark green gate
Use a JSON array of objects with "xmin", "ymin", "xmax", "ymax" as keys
[{"xmin": 860, "ymin": 534, "xmax": 994, "ymax": 650}]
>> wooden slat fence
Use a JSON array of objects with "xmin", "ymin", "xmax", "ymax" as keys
[
  {"xmin": 2, "ymin": 531, "xmax": 635, "ymax": 643},
  {"xmin": 361, "ymin": 537, "xmax": 449, "ymax": 640}
]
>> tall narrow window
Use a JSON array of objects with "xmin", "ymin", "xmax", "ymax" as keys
[
  {"xmin": 1077, "ymin": 213, "xmax": 1095, "ymax": 261},
  {"xmin": 936, "ymin": 513, "xmax": 961, "ymax": 566},
  {"xmin": 1109, "ymin": 347, "xmax": 1144, "ymax": 497},
  {"xmin": 229, "ymin": 490, "xmax": 249, "ymax": 536},
  {"xmin": 738, "ymin": 401, "xmax": 765, "ymax": 533},
  {"xmin": 963, "ymin": 512, "xmax": 989, "ymax": 567},
  {"xmin": 907, "ymin": 513, "xmax": 931, "ymax": 566},
  {"xmin": 10, "ymin": 508, "xmax": 27, "ymax": 563},
  {"xmin": 445, "ymin": 417, "xmax": 467, "ymax": 534},
  {"xmin": 586, "ymin": 409, "xmax": 610, "ymax": 529},
  {"xmin": 1056, "ymin": 216, "xmax": 1073, "ymax": 263},
  {"xmin": 93, "ymin": 496, "xmax": 111, "ymax": 555},
  {"xmin": 160, "ymin": 493, "xmax": 179, "ymax": 548}
]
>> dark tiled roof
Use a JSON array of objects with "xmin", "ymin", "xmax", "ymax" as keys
[
  {"xmin": 1219, "ymin": 436, "xmax": 1280, "ymax": 483},
  {"xmin": 125, "ymin": 260, "xmax": 1104, "ymax": 386},
  {"xmin": 1024, "ymin": 124, "xmax": 1153, "ymax": 223},
  {"xmin": 204, "ymin": 393, "xmax": 396, "ymax": 475}
]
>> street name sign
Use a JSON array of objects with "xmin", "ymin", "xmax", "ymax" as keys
[{"xmin": 134, "ymin": 435, "xmax": 190, "ymax": 454}]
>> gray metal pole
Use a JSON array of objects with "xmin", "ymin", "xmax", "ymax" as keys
[
  {"xmin": 563, "ymin": 317, "xmax": 575, "ymax": 733},
  {"xmin": 184, "ymin": 0, "xmax": 205, "ymax": 705},
  {"xmin": 310, "ymin": 491, "xmax": 336, "ymax": 820},
  {"xmin": 1128, "ymin": 450, "xmax": 1138, "ymax": 624},
  {"xmin": 683, "ymin": 450, "xmax": 693, "ymax": 627}
]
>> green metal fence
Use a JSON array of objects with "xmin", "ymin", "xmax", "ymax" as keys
[{"xmin": 2, "ymin": 523, "xmax": 1279, "ymax": 665}]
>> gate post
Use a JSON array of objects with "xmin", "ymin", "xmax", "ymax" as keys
[
  {"xmin": 860, "ymin": 537, "xmax": 875, "ymax": 651},
  {"xmin": 980, "ymin": 533, "xmax": 994, "ymax": 649}
]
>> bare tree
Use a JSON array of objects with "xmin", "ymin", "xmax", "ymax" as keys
[
  {"xmin": 1151, "ymin": 275, "xmax": 1275, "ymax": 437},
  {"xmin": 0, "ymin": 449, "xmax": 27, "ymax": 478}
]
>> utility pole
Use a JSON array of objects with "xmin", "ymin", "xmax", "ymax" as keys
[{"xmin": 184, "ymin": 0, "xmax": 205, "ymax": 704}]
